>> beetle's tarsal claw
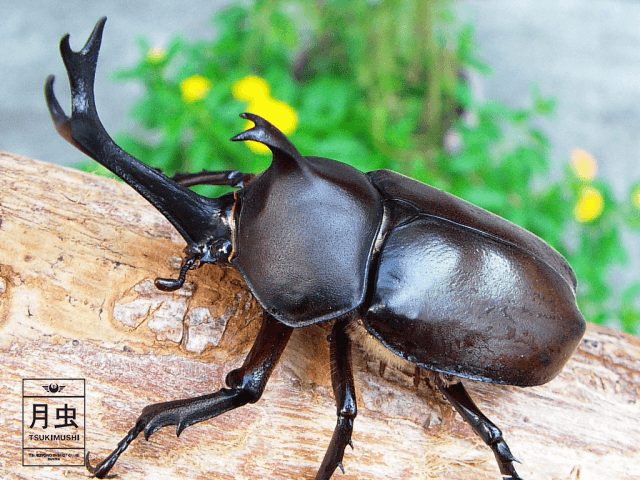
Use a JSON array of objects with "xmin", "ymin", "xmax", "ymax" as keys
[
  {"xmin": 176, "ymin": 420, "xmax": 188, "ymax": 437},
  {"xmin": 143, "ymin": 426, "xmax": 154, "ymax": 441},
  {"xmin": 84, "ymin": 452, "xmax": 96, "ymax": 473},
  {"xmin": 84, "ymin": 451, "xmax": 117, "ymax": 479}
]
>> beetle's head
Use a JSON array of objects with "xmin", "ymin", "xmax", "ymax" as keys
[{"xmin": 45, "ymin": 17, "xmax": 236, "ymax": 291}]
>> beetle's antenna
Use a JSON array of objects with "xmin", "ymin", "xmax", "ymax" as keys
[
  {"xmin": 154, "ymin": 255, "xmax": 197, "ymax": 291},
  {"xmin": 231, "ymin": 113, "xmax": 305, "ymax": 168}
]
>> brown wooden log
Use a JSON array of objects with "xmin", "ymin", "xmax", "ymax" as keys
[{"xmin": 1, "ymin": 152, "xmax": 638, "ymax": 480}]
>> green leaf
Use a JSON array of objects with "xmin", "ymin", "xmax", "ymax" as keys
[{"xmin": 460, "ymin": 187, "xmax": 507, "ymax": 211}]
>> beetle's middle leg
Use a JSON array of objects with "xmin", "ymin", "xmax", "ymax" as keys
[
  {"xmin": 435, "ymin": 378, "xmax": 522, "ymax": 480},
  {"xmin": 85, "ymin": 313, "xmax": 293, "ymax": 478},
  {"xmin": 316, "ymin": 318, "xmax": 357, "ymax": 480}
]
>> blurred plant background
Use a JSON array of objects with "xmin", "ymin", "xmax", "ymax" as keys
[{"xmin": 78, "ymin": 0, "xmax": 640, "ymax": 334}]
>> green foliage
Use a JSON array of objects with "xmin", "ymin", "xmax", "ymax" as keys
[{"xmin": 78, "ymin": 0, "xmax": 640, "ymax": 333}]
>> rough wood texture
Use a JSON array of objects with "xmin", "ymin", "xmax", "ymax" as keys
[{"xmin": 1, "ymin": 152, "xmax": 638, "ymax": 480}]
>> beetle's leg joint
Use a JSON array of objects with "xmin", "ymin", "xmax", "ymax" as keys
[
  {"xmin": 224, "ymin": 368, "xmax": 264, "ymax": 404},
  {"xmin": 84, "ymin": 315, "xmax": 292, "ymax": 478},
  {"xmin": 316, "ymin": 318, "xmax": 357, "ymax": 480},
  {"xmin": 436, "ymin": 379, "xmax": 522, "ymax": 479},
  {"xmin": 223, "ymin": 313, "xmax": 293, "ymax": 404}
]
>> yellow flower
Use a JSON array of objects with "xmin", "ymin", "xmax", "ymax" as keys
[
  {"xmin": 232, "ymin": 76, "xmax": 271, "ymax": 102},
  {"xmin": 180, "ymin": 75, "xmax": 212, "ymax": 103},
  {"xmin": 570, "ymin": 148, "xmax": 597, "ymax": 181},
  {"xmin": 245, "ymin": 140, "xmax": 270, "ymax": 155},
  {"xmin": 146, "ymin": 46, "xmax": 166, "ymax": 64},
  {"xmin": 247, "ymin": 98, "xmax": 298, "ymax": 135},
  {"xmin": 632, "ymin": 185, "xmax": 640, "ymax": 209},
  {"xmin": 573, "ymin": 186, "xmax": 604, "ymax": 223}
]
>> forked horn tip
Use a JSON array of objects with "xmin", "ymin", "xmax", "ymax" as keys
[
  {"xmin": 231, "ymin": 113, "xmax": 304, "ymax": 166},
  {"xmin": 44, "ymin": 74, "xmax": 70, "ymax": 128},
  {"xmin": 230, "ymin": 113, "xmax": 261, "ymax": 143},
  {"xmin": 85, "ymin": 17, "xmax": 108, "ymax": 52},
  {"xmin": 59, "ymin": 17, "xmax": 107, "ymax": 59},
  {"xmin": 59, "ymin": 33, "xmax": 72, "ymax": 56}
]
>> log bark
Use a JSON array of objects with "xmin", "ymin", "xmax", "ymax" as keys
[{"xmin": 1, "ymin": 152, "xmax": 638, "ymax": 480}]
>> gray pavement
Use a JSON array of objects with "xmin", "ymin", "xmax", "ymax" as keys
[
  {"xmin": 462, "ymin": 0, "xmax": 640, "ymax": 196},
  {"xmin": 461, "ymin": 0, "xmax": 640, "ymax": 301},
  {"xmin": 1, "ymin": 0, "xmax": 233, "ymax": 166}
]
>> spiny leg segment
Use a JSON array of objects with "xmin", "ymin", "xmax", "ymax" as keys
[
  {"xmin": 85, "ymin": 314, "xmax": 293, "ymax": 478},
  {"xmin": 316, "ymin": 318, "xmax": 358, "ymax": 480},
  {"xmin": 435, "ymin": 377, "xmax": 522, "ymax": 480}
]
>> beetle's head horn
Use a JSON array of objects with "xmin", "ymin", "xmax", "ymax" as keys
[{"xmin": 45, "ymin": 18, "xmax": 230, "ymax": 263}]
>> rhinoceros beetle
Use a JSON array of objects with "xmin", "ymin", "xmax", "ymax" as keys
[{"xmin": 45, "ymin": 18, "xmax": 586, "ymax": 480}]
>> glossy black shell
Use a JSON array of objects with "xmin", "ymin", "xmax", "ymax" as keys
[
  {"xmin": 230, "ymin": 116, "xmax": 585, "ymax": 386},
  {"xmin": 231, "ymin": 115, "xmax": 383, "ymax": 327},
  {"xmin": 363, "ymin": 170, "xmax": 586, "ymax": 386}
]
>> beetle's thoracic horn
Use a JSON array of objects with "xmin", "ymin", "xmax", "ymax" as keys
[
  {"xmin": 45, "ymin": 17, "xmax": 224, "ymax": 249},
  {"xmin": 231, "ymin": 113, "xmax": 306, "ymax": 169}
]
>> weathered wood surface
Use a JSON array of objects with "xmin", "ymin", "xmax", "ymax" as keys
[{"xmin": 1, "ymin": 152, "xmax": 638, "ymax": 480}]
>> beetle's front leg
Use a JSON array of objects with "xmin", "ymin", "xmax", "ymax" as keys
[
  {"xmin": 435, "ymin": 378, "xmax": 522, "ymax": 480},
  {"xmin": 85, "ymin": 313, "xmax": 293, "ymax": 478},
  {"xmin": 316, "ymin": 318, "xmax": 357, "ymax": 480}
]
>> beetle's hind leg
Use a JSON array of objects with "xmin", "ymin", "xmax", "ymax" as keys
[
  {"xmin": 316, "ymin": 318, "xmax": 357, "ymax": 480},
  {"xmin": 434, "ymin": 377, "xmax": 523, "ymax": 480},
  {"xmin": 85, "ymin": 313, "xmax": 293, "ymax": 478}
]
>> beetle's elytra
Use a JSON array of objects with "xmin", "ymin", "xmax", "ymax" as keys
[{"xmin": 45, "ymin": 18, "xmax": 586, "ymax": 480}]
